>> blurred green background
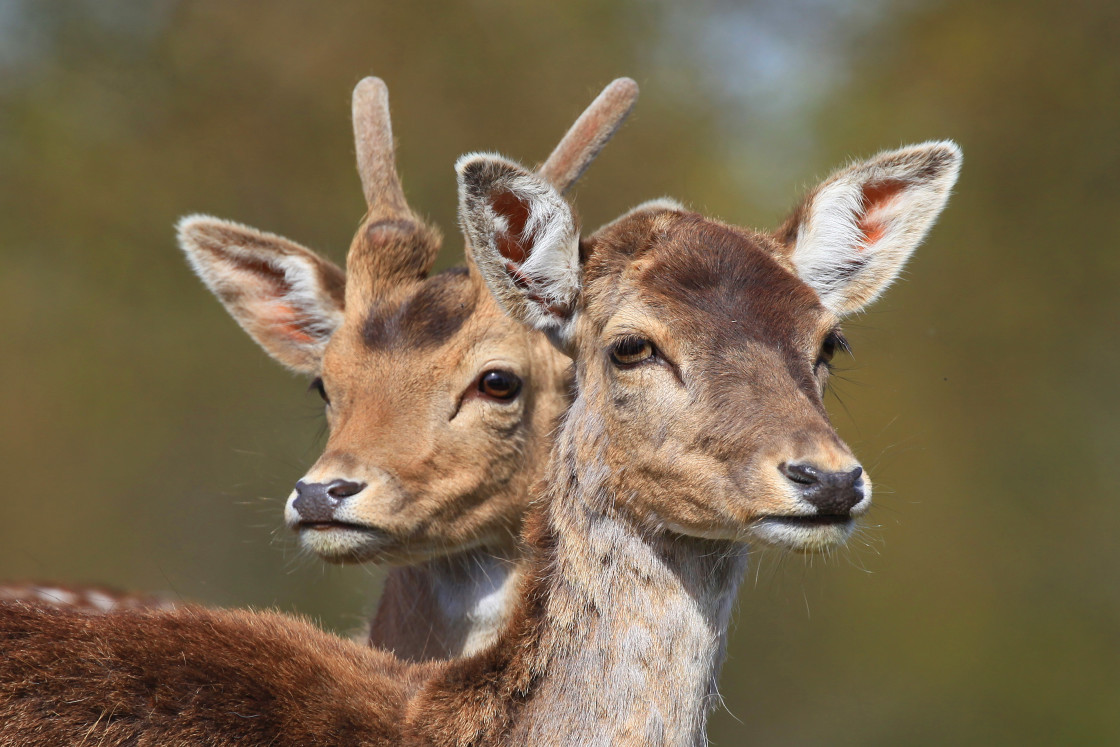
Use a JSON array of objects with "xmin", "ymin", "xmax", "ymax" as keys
[{"xmin": 1, "ymin": 0, "xmax": 1117, "ymax": 743}]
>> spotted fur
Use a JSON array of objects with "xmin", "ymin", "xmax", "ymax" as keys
[{"xmin": 0, "ymin": 583, "xmax": 177, "ymax": 613}]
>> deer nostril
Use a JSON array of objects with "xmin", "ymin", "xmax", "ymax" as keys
[
  {"xmin": 831, "ymin": 466, "xmax": 863, "ymax": 489},
  {"xmin": 779, "ymin": 462, "xmax": 821, "ymax": 486},
  {"xmin": 326, "ymin": 480, "xmax": 366, "ymax": 500}
]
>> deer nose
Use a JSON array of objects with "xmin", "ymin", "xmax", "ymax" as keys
[
  {"xmin": 291, "ymin": 480, "xmax": 367, "ymax": 522},
  {"xmin": 779, "ymin": 462, "xmax": 865, "ymax": 514}
]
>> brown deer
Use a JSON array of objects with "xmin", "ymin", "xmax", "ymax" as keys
[
  {"xmin": 0, "ymin": 79, "xmax": 635, "ymax": 651},
  {"xmin": 0, "ymin": 139, "xmax": 960, "ymax": 745},
  {"xmin": 178, "ymin": 76, "xmax": 634, "ymax": 659}
]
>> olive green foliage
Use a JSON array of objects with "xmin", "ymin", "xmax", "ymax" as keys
[{"xmin": 1, "ymin": 0, "xmax": 1117, "ymax": 743}]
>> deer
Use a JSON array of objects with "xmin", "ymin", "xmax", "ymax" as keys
[
  {"xmin": 0, "ymin": 135, "xmax": 961, "ymax": 745},
  {"xmin": 176, "ymin": 76, "xmax": 636, "ymax": 660},
  {"xmin": 0, "ymin": 77, "xmax": 636, "ymax": 653}
]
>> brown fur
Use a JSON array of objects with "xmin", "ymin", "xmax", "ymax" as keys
[
  {"xmin": 0, "ymin": 142, "xmax": 958, "ymax": 744},
  {"xmin": 178, "ymin": 78, "xmax": 637, "ymax": 662},
  {"xmin": 0, "ymin": 602, "xmax": 431, "ymax": 746}
]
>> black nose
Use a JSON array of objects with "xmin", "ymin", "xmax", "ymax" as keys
[
  {"xmin": 779, "ymin": 462, "xmax": 864, "ymax": 514},
  {"xmin": 291, "ymin": 480, "xmax": 366, "ymax": 522}
]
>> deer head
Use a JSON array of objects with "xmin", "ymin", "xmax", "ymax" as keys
[
  {"xmin": 459, "ymin": 141, "xmax": 961, "ymax": 552},
  {"xmin": 178, "ymin": 78, "xmax": 637, "ymax": 565}
]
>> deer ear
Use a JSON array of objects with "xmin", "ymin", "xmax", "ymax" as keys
[
  {"xmin": 777, "ymin": 141, "xmax": 962, "ymax": 316},
  {"xmin": 457, "ymin": 153, "xmax": 581, "ymax": 350},
  {"xmin": 177, "ymin": 215, "xmax": 346, "ymax": 374}
]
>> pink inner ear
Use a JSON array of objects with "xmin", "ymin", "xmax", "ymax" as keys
[
  {"xmin": 268, "ymin": 304, "xmax": 315, "ymax": 344},
  {"xmin": 858, "ymin": 179, "xmax": 906, "ymax": 249},
  {"xmin": 245, "ymin": 293, "xmax": 316, "ymax": 345},
  {"xmin": 490, "ymin": 189, "xmax": 531, "ymax": 263},
  {"xmin": 238, "ymin": 267, "xmax": 317, "ymax": 345}
]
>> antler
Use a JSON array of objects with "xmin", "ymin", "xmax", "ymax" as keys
[
  {"xmin": 346, "ymin": 77, "xmax": 442, "ymax": 293},
  {"xmin": 537, "ymin": 77, "xmax": 639, "ymax": 194},
  {"xmin": 345, "ymin": 76, "xmax": 637, "ymax": 294},
  {"xmin": 352, "ymin": 77, "xmax": 413, "ymax": 220}
]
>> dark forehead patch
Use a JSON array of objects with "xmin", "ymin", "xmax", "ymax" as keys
[
  {"xmin": 362, "ymin": 266, "xmax": 478, "ymax": 351},
  {"xmin": 640, "ymin": 216, "xmax": 823, "ymax": 345}
]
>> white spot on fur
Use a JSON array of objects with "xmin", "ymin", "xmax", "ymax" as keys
[
  {"xmin": 38, "ymin": 588, "xmax": 79, "ymax": 606},
  {"xmin": 85, "ymin": 591, "xmax": 117, "ymax": 612}
]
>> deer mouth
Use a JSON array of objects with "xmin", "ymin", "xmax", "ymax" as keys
[
  {"xmin": 294, "ymin": 521, "xmax": 398, "ymax": 564},
  {"xmin": 761, "ymin": 513, "xmax": 853, "ymax": 527},
  {"xmin": 297, "ymin": 520, "xmax": 377, "ymax": 533},
  {"xmin": 750, "ymin": 513, "xmax": 858, "ymax": 552}
]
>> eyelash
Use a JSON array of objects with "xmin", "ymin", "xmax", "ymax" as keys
[
  {"xmin": 817, "ymin": 331, "xmax": 851, "ymax": 372},
  {"xmin": 309, "ymin": 377, "xmax": 329, "ymax": 404},
  {"xmin": 609, "ymin": 335, "xmax": 657, "ymax": 367}
]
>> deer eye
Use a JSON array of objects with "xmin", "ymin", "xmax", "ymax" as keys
[
  {"xmin": 479, "ymin": 370, "xmax": 522, "ymax": 400},
  {"xmin": 817, "ymin": 331, "xmax": 850, "ymax": 370},
  {"xmin": 309, "ymin": 377, "xmax": 329, "ymax": 404},
  {"xmin": 610, "ymin": 336, "xmax": 655, "ymax": 367}
]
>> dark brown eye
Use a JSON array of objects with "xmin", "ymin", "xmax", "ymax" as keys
[
  {"xmin": 817, "ymin": 331, "xmax": 850, "ymax": 370},
  {"xmin": 479, "ymin": 370, "xmax": 522, "ymax": 400},
  {"xmin": 610, "ymin": 336, "xmax": 655, "ymax": 367},
  {"xmin": 309, "ymin": 377, "xmax": 329, "ymax": 404}
]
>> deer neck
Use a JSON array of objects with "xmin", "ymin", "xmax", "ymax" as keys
[
  {"xmin": 411, "ymin": 399, "xmax": 748, "ymax": 745},
  {"xmin": 513, "ymin": 452, "xmax": 749, "ymax": 746},
  {"xmin": 368, "ymin": 545, "xmax": 522, "ymax": 661}
]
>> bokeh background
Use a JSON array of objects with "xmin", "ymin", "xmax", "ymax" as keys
[{"xmin": 2, "ymin": 0, "xmax": 1117, "ymax": 743}]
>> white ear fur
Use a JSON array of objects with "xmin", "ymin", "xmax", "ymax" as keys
[
  {"xmin": 456, "ymin": 153, "xmax": 581, "ymax": 350},
  {"xmin": 177, "ymin": 215, "xmax": 346, "ymax": 374},
  {"xmin": 784, "ymin": 140, "xmax": 962, "ymax": 316}
]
